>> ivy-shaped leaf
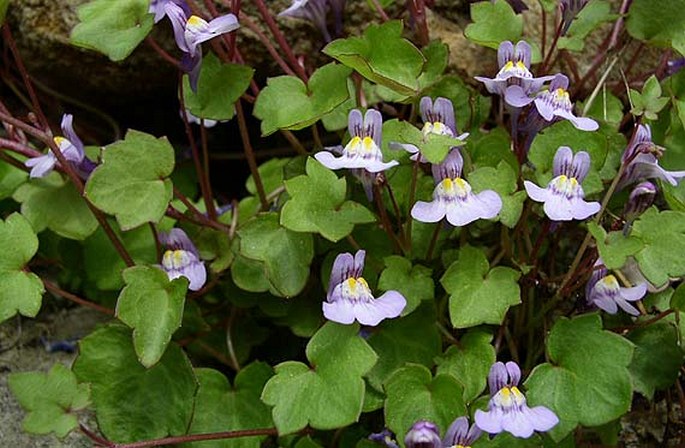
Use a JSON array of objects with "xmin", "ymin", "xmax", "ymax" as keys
[
  {"xmin": 627, "ymin": 322, "xmax": 683, "ymax": 399},
  {"xmin": 0, "ymin": 213, "xmax": 44, "ymax": 324},
  {"xmin": 8, "ymin": 364, "xmax": 90, "ymax": 438},
  {"xmin": 588, "ymin": 222, "xmax": 643, "ymax": 269},
  {"xmin": 13, "ymin": 173, "xmax": 98, "ymax": 240},
  {"xmin": 183, "ymin": 53, "xmax": 254, "ymax": 121},
  {"xmin": 440, "ymin": 246, "xmax": 521, "ymax": 328},
  {"xmin": 70, "ymin": 0, "xmax": 153, "ymax": 61},
  {"xmin": 116, "ymin": 266, "xmax": 188, "ymax": 368},
  {"xmin": 435, "ymin": 329, "xmax": 496, "ymax": 403},
  {"xmin": 261, "ymin": 322, "xmax": 377, "ymax": 434},
  {"xmin": 393, "ymin": 120, "xmax": 466, "ymax": 164},
  {"xmin": 469, "ymin": 161, "xmax": 526, "ymax": 228},
  {"xmin": 630, "ymin": 75, "xmax": 669, "ymax": 121},
  {"xmin": 72, "ymin": 324, "xmax": 197, "ymax": 443},
  {"xmin": 525, "ymin": 314, "xmax": 634, "ymax": 441},
  {"xmin": 280, "ymin": 158, "xmax": 376, "ymax": 242},
  {"xmin": 254, "ymin": 63, "xmax": 352, "ymax": 136},
  {"xmin": 627, "ymin": 0, "xmax": 685, "ymax": 54},
  {"xmin": 384, "ymin": 364, "xmax": 466, "ymax": 443},
  {"xmin": 365, "ymin": 303, "xmax": 441, "ymax": 393},
  {"xmin": 464, "ymin": 0, "xmax": 523, "ymax": 49},
  {"xmin": 377, "ymin": 256, "xmax": 434, "ymax": 315},
  {"xmin": 631, "ymin": 208, "xmax": 685, "ymax": 286},
  {"xmin": 186, "ymin": 363, "xmax": 274, "ymax": 448},
  {"xmin": 237, "ymin": 213, "xmax": 314, "ymax": 298},
  {"xmin": 85, "ymin": 130, "xmax": 175, "ymax": 230},
  {"xmin": 324, "ymin": 21, "xmax": 425, "ymax": 96},
  {"xmin": 0, "ymin": 159, "xmax": 27, "ymax": 199}
]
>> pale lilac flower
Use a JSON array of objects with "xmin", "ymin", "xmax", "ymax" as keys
[
  {"xmin": 619, "ymin": 124, "xmax": 685, "ymax": 189},
  {"xmin": 524, "ymin": 146, "xmax": 600, "ymax": 221},
  {"xmin": 404, "ymin": 420, "xmax": 441, "ymax": 448},
  {"xmin": 182, "ymin": 108, "xmax": 220, "ymax": 128},
  {"xmin": 279, "ymin": 0, "xmax": 332, "ymax": 41},
  {"xmin": 149, "ymin": 0, "xmax": 190, "ymax": 23},
  {"xmin": 623, "ymin": 181, "xmax": 656, "ymax": 223},
  {"xmin": 25, "ymin": 114, "xmax": 95, "ymax": 179},
  {"xmin": 159, "ymin": 228, "xmax": 207, "ymax": 291},
  {"xmin": 315, "ymin": 109, "xmax": 398, "ymax": 173},
  {"xmin": 666, "ymin": 58, "xmax": 685, "ymax": 77},
  {"xmin": 443, "ymin": 416, "xmax": 482, "ymax": 448},
  {"xmin": 394, "ymin": 97, "xmax": 469, "ymax": 163},
  {"xmin": 508, "ymin": 74, "xmax": 598, "ymax": 131},
  {"xmin": 621, "ymin": 257, "xmax": 670, "ymax": 294},
  {"xmin": 323, "ymin": 250, "xmax": 406, "ymax": 326},
  {"xmin": 368, "ymin": 428, "xmax": 399, "ymax": 448},
  {"xmin": 586, "ymin": 259, "xmax": 647, "ymax": 316},
  {"xmin": 475, "ymin": 361, "xmax": 558, "ymax": 438},
  {"xmin": 475, "ymin": 41, "xmax": 553, "ymax": 105},
  {"xmin": 165, "ymin": 2, "xmax": 239, "ymax": 91},
  {"xmin": 560, "ymin": 0, "xmax": 589, "ymax": 35},
  {"xmin": 411, "ymin": 149, "xmax": 502, "ymax": 227}
]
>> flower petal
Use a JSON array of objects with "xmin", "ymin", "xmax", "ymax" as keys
[
  {"xmin": 528, "ymin": 406, "xmax": 560, "ymax": 432},
  {"xmin": 553, "ymin": 146, "xmax": 574, "ymax": 178},
  {"xmin": 523, "ymin": 181, "xmax": 549, "ymax": 203},
  {"xmin": 620, "ymin": 283, "xmax": 647, "ymax": 302},
  {"xmin": 501, "ymin": 408, "xmax": 535, "ymax": 439},
  {"xmin": 474, "ymin": 408, "xmax": 504, "ymax": 434},
  {"xmin": 505, "ymin": 85, "xmax": 535, "ymax": 108},
  {"xmin": 328, "ymin": 252, "xmax": 355, "ymax": 298},
  {"xmin": 25, "ymin": 154, "xmax": 57, "ymax": 178},
  {"xmin": 354, "ymin": 290, "xmax": 406, "ymax": 326},
  {"xmin": 411, "ymin": 200, "xmax": 446, "ymax": 223},
  {"xmin": 323, "ymin": 299, "xmax": 356, "ymax": 324}
]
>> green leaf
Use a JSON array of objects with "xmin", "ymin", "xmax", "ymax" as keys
[
  {"xmin": 435, "ymin": 329, "xmax": 496, "ymax": 403},
  {"xmin": 13, "ymin": 173, "xmax": 98, "ymax": 240},
  {"xmin": 85, "ymin": 130, "xmax": 174, "ymax": 230},
  {"xmin": 8, "ymin": 364, "xmax": 90, "ymax": 438},
  {"xmin": 246, "ymin": 158, "xmax": 290, "ymax": 197},
  {"xmin": 261, "ymin": 322, "xmax": 377, "ymax": 434},
  {"xmin": 627, "ymin": 322, "xmax": 683, "ymax": 399},
  {"xmin": 394, "ymin": 121, "xmax": 466, "ymax": 164},
  {"xmin": 280, "ymin": 158, "xmax": 376, "ymax": 242},
  {"xmin": 671, "ymin": 282, "xmax": 685, "ymax": 311},
  {"xmin": 469, "ymin": 161, "xmax": 526, "ymax": 228},
  {"xmin": 631, "ymin": 208, "xmax": 685, "ymax": 286},
  {"xmin": 365, "ymin": 303, "xmax": 441, "ymax": 392},
  {"xmin": 231, "ymin": 250, "xmax": 272, "ymax": 294},
  {"xmin": 627, "ymin": 0, "xmax": 685, "ymax": 53},
  {"xmin": 384, "ymin": 364, "xmax": 466, "ymax": 443},
  {"xmin": 237, "ymin": 213, "xmax": 314, "ymax": 298},
  {"xmin": 630, "ymin": 75, "xmax": 669, "ymax": 121},
  {"xmin": 116, "ymin": 266, "xmax": 188, "ymax": 367},
  {"xmin": 473, "ymin": 433, "xmax": 543, "ymax": 447},
  {"xmin": 183, "ymin": 53, "xmax": 254, "ymax": 121},
  {"xmin": 254, "ymin": 63, "xmax": 352, "ymax": 136},
  {"xmin": 84, "ymin": 224, "xmax": 157, "ymax": 291},
  {"xmin": 525, "ymin": 314, "xmax": 634, "ymax": 441},
  {"xmin": 184, "ymin": 363, "xmax": 274, "ymax": 448},
  {"xmin": 528, "ymin": 121, "xmax": 625, "ymax": 196},
  {"xmin": 323, "ymin": 21, "xmax": 425, "ymax": 96},
  {"xmin": 377, "ymin": 256, "xmax": 434, "ymax": 315},
  {"xmin": 558, "ymin": 1, "xmax": 617, "ymax": 52},
  {"xmin": 440, "ymin": 246, "xmax": 521, "ymax": 328},
  {"xmin": 465, "ymin": 0, "xmax": 523, "ymax": 49},
  {"xmin": 0, "ymin": 159, "xmax": 27, "ymax": 199},
  {"xmin": 0, "ymin": 0, "xmax": 8, "ymax": 25},
  {"xmin": 73, "ymin": 324, "xmax": 197, "ymax": 443},
  {"xmin": 578, "ymin": 91, "xmax": 624, "ymax": 130},
  {"xmin": 70, "ymin": 0, "xmax": 153, "ymax": 61},
  {"xmin": 588, "ymin": 222, "xmax": 643, "ymax": 269},
  {"xmin": 0, "ymin": 213, "xmax": 44, "ymax": 323},
  {"xmin": 418, "ymin": 41, "xmax": 449, "ymax": 91},
  {"xmin": 467, "ymin": 128, "xmax": 518, "ymax": 173}
]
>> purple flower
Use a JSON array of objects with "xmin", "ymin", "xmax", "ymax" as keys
[
  {"xmin": 411, "ymin": 149, "xmax": 502, "ymax": 226},
  {"xmin": 619, "ymin": 124, "xmax": 685, "ymax": 189},
  {"xmin": 524, "ymin": 146, "xmax": 600, "ymax": 221},
  {"xmin": 25, "ymin": 114, "xmax": 95, "ymax": 179},
  {"xmin": 165, "ymin": 2, "xmax": 239, "ymax": 91},
  {"xmin": 395, "ymin": 97, "xmax": 469, "ymax": 163},
  {"xmin": 586, "ymin": 259, "xmax": 647, "ymax": 316},
  {"xmin": 182, "ymin": 108, "xmax": 220, "ymax": 128},
  {"xmin": 404, "ymin": 420, "xmax": 441, "ymax": 448},
  {"xmin": 279, "ymin": 0, "xmax": 332, "ymax": 42},
  {"xmin": 323, "ymin": 250, "xmax": 406, "ymax": 326},
  {"xmin": 443, "ymin": 416, "xmax": 482, "ymax": 447},
  {"xmin": 508, "ymin": 74, "xmax": 598, "ymax": 131},
  {"xmin": 368, "ymin": 428, "xmax": 399, "ymax": 448},
  {"xmin": 315, "ymin": 109, "xmax": 398, "ymax": 173},
  {"xmin": 159, "ymin": 228, "xmax": 207, "ymax": 291},
  {"xmin": 149, "ymin": 0, "xmax": 190, "ymax": 23},
  {"xmin": 623, "ymin": 181, "xmax": 656, "ymax": 223},
  {"xmin": 475, "ymin": 41, "xmax": 553, "ymax": 105},
  {"xmin": 560, "ymin": 0, "xmax": 589, "ymax": 35},
  {"xmin": 475, "ymin": 361, "xmax": 558, "ymax": 438}
]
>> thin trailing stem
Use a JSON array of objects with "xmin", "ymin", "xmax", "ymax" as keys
[
  {"xmin": 225, "ymin": 306, "xmax": 242, "ymax": 371},
  {"xmin": 111, "ymin": 428, "xmax": 279, "ymax": 448},
  {"xmin": 178, "ymin": 76, "xmax": 217, "ymax": 221},
  {"xmin": 373, "ymin": 183, "xmax": 404, "ymax": 253},
  {"xmin": 145, "ymin": 36, "xmax": 180, "ymax": 68},
  {"xmin": 235, "ymin": 100, "xmax": 269, "ymax": 209},
  {"xmin": 0, "ymin": 137, "xmax": 42, "ymax": 159},
  {"xmin": 406, "ymin": 158, "xmax": 420, "ymax": 249},
  {"xmin": 239, "ymin": 14, "xmax": 298, "ymax": 77},
  {"xmin": 199, "ymin": 121, "xmax": 218, "ymax": 221},
  {"xmin": 43, "ymin": 280, "xmax": 115, "ymax": 315},
  {"xmin": 425, "ymin": 223, "xmax": 442, "ymax": 261},
  {"xmin": 540, "ymin": 21, "xmax": 563, "ymax": 74}
]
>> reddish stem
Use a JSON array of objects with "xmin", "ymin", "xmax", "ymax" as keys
[{"xmin": 44, "ymin": 280, "xmax": 115, "ymax": 315}]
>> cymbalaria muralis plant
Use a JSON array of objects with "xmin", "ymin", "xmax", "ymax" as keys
[{"xmin": 2, "ymin": 0, "xmax": 685, "ymax": 446}]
